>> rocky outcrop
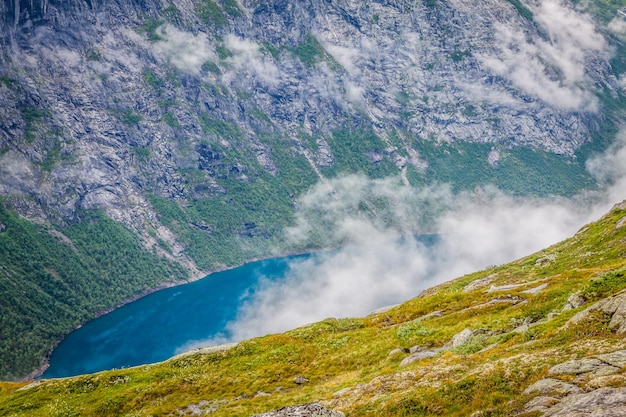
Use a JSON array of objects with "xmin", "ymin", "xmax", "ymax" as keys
[
  {"xmin": 448, "ymin": 328, "xmax": 474, "ymax": 348},
  {"xmin": 399, "ymin": 349, "xmax": 441, "ymax": 367},
  {"xmin": 522, "ymin": 349, "xmax": 626, "ymax": 416},
  {"xmin": 566, "ymin": 290, "xmax": 626, "ymax": 334},
  {"xmin": 251, "ymin": 402, "xmax": 344, "ymax": 417}
]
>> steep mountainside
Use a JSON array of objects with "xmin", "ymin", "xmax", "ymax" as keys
[
  {"xmin": 0, "ymin": 0, "xmax": 625, "ymax": 380},
  {"xmin": 0, "ymin": 202, "xmax": 624, "ymax": 416}
]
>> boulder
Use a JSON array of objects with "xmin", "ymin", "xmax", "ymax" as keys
[
  {"xmin": 449, "ymin": 328, "xmax": 474, "ymax": 347},
  {"xmin": 399, "ymin": 350, "xmax": 440, "ymax": 367},
  {"xmin": 293, "ymin": 376, "xmax": 309, "ymax": 385},
  {"xmin": 523, "ymin": 378, "xmax": 581, "ymax": 396},
  {"xmin": 409, "ymin": 346, "xmax": 427, "ymax": 354},
  {"xmin": 388, "ymin": 348, "xmax": 409, "ymax": 356},
  {"xmin": 522, "ymin": 283, "xmax": 548, "ymax": 294},
  {"xmin": 566, "ymin": 290, "xmax": 626, "ymax": 334},
  {"xmin": 463, "ymin": 274, "xmax": 497, "ymax": 292},
  {"xmin": 562, "ymin": 292, "xmax": 586, "ymax": 312},
  {"xmin": 595, "ymin": 350, "xmax": 626, "ymax": 368},
  {"xmin": 540, "ymin": 387, "xmax": 626, "ymax": 416},
  {"xmin": 548, "ymin": 358, "xmax": 609, "ymax": 376}
]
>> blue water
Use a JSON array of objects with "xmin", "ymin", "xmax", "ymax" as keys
[
  {"xmin": 43, "ymin": 235, "xmax": 439, "ymax": 379},
  {"xmin": 42, "ymin": 254, "xmax": 309, "ymax": 378}
]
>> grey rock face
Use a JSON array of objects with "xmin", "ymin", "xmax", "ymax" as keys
[
  {"xmin": 463, "ymin": 274, "xmax": 497, "ymax": 292},
  {"xmin": 523, "ymin": 378, "xmax": 582, "ymax": 396},
  {"xmin": 596, "ymin": 350, "xmax": 626, "ymax": 369},
  {"xmin": 0, "ymin": 0, "xmax": 621, "ymax": 271},
  {"xmin": 548, "ymin": 358, "xmax": 609, "ymax": 376},
  {"xmin": 293, "ymin": 376, "xmax": 310, "ymax": 385},
  {"xmin": 563, "ymin": 292, "xmax": 587, "ymax": 312},
  {"xmin": 540, "ymin": 387, "xmax": 626, "ymax": 416}
]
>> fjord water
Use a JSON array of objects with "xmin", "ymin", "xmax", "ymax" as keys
[
  {"xmin": 42, "ymin": 254, "xmax": 308, "ymax": 378},
  {"xmin": 43, "ymin": 235, "xmax": 438, "ymax": 378}
]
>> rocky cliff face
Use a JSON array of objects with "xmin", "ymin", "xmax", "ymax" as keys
[{"xmin": 0, "ymin": 0, "xmax": 624, "ymax": 267}]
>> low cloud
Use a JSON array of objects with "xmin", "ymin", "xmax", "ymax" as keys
[
  {"xmin": 223, "ymin": 35, "xmax": 280, "ymax": 86},
  {"xmin": 325, "ymin": 43, "xmax": 362, "ymax": 75},
  {"xmin": 586, "ymin": 130, "xmax": 626, "ymax": 211},
  {"xmin": 180, "ymin": 127, "xmax": 626, "ymax": 350},
  {"xmin": 152, "ymin": 25, "xmax": 215, "ymax": 75},
  {"xmin": 480, "ymin": 0, "xmax": 607, "ymax": 111},
  {"xmin": 607, "ymin": 16, "xmax": 626, "ymax": 36},
  {"xmin": 619, "ymin": 76, "xmax": 626, "ymax": 93}
]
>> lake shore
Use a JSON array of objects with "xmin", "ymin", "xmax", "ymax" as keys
[{"xmin": 31, "ymin": 248, "xmax": 324, "ymax": 381}]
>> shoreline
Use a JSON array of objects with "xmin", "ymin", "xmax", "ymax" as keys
[
  {"xmin": 27, "ymin": 248, "xmax": 323, "ymax": 382},
  {"xmin": 29, "ymin": 234, "xmax": 437, "ymax": 381}
]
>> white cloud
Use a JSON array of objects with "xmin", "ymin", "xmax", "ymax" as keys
[
  {"xmin": 223, "ymin": 35, "xmax": 280, "ymax": 86},
  {"xmin": 345, "ymin": 80, "xmax": 365, "ymax": 104},
  {"xmin": 152, "ymin": 25, "xmax": 216, "ymax": 75},
  {"xmin": 619, "ymin": 76, "xmax": 626, "ymax": 92},
  {"xmin": 181, "ymin": 127, "xmax": 626, "ymax": 349},
  {"xmin": 608, "ymin": 16, "xmax": 626, "ymax": 35},
  {"xmin": 480, "ymin": 0, "xmax": 607, "ymax": 111},
  {"xmin": 325, "ymin": 44, "xmax": 362, "ymax": 75},
  {"xmin": 585, "ymin": 130, "xmax": 626, "ymax": 212},
  {"xmin": 216, "ymin": 186, "xmax": 590, "ymax": 343},
  {"xmin": 99, "ymin": 30, "xmax": 145, "ymax": 74}
]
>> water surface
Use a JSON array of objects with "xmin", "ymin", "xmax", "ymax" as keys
[{"xmin": 43, "ymin": 254, "xmax": 308, "ymax": 378}]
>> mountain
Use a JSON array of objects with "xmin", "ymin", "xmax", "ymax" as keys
[
  {"xmin": 0, "ymin": 201, "xmax": 624, "ymax": 415},
  {"xmin": 0, "ymin": 0, "xmax": 626, "ymax": 380}
]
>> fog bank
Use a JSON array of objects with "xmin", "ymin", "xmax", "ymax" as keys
[{"xmin": 181, "ymin": 132, "xmax": 626, "ymax": 350}]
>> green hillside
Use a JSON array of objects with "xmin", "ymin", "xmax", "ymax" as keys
[
  {"xmin": 0, "ymin": 202, "xmax": 624, "ymax": 416},
  {"xmin": 0, "ymin": 208, "xmax": 188, "ymax": 380}
]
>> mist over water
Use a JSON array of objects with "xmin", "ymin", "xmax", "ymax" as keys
[
  {"xmin": 204, "ymin": 132, "xmax": 626, "ymax": 347},
  {"xmin": 44, "ymin": 132, "xmax": 626, "ymax": 377}
]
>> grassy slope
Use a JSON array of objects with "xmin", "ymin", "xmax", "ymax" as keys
[{"xmin": 0, "ymin": 203, "xmax": 623, "ymax": 416}]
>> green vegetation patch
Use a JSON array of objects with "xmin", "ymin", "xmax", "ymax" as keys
[
  {"xmin": 142, "ymin": 70, "xmax": 164, "ymax": 94},
  {"xmin": 0, "ymin": 207, "xmax": 187, "ymax": 380},
  {"xmin": 133, "ymin": 146, "xmax": 151, "ymax": 161},
  {"xmin": 198, "ymin": 114, "xmax": 242, "ymax": 139},
  {"xmin": 20, "ymin": 107, "xmax": 51, "ymax": 143},
  {"xmin": 581, "ymin": 268, "xmax": 626, "ymax": 301},
  {"xmin": 323, "ymin": 127, "xmax": 397, "ymax": 178},
  {"xmin": 223, "ymin": 0, "xmax": 243, "ymax": 17},
  {"xmin": 119, "ymin": 109, "xmax": 143, "ymax": 126},
  {"xmin": 161, "ymin": 112, "xmax": 181, "ymax": 129},
  {"xmin": 149, "ymin": 168, "xmax": 297, "ymax": 270},
  {"xmin": 136, "ymin": 18, "xmax": 164, "ymax": 42},
  {"xmin": 0, "ymin": 76, "xmax": 16, "ymax": 88},
  {"xmin": 195, "ymin": 0, "xmax": 227, "ymax": 27},
  {"xmin": 201, "ymin": 61, "xmax": 222, "ymax": 75},
  {"xmin": 290, "ymin": 35, "xmax": 340, "ymax": 69},
  {"xmin": 407, "ymin": 141, "xmax": 596, "ymax": 196},
  {"xmin": 506, "ymin": 0, "xmax": 534, "ymax": 22}
]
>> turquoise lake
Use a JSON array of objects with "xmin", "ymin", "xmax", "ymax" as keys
[
  {"xmin": 42, "ymin": 253, "xmax": 310, "ymax": 378},
  {"xmin": 43, "ymin": 235, "xmax": 438, "ymax": 379}
]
